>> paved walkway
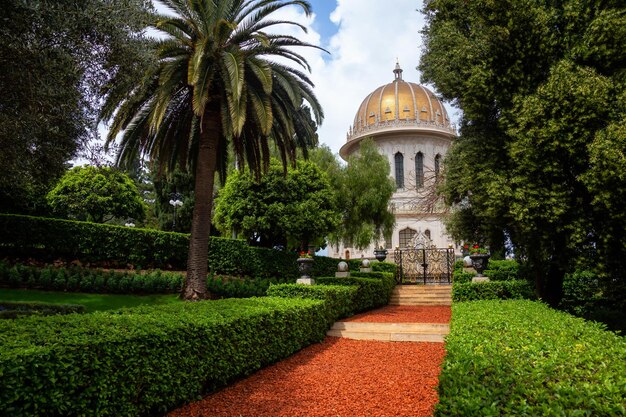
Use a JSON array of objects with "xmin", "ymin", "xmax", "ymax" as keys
[{"xmin": 167, "ymin": 305, "xmax": 450, "ymax": 417}]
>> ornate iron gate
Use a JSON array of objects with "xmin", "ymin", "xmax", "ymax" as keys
[{"xmin": 393, "ymin": 232, "xmax": 454, "ymax": 284}]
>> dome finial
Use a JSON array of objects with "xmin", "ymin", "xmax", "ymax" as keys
[{"xmin": 393, "ymin": 59, "xmax": 403, "ymax": 81}]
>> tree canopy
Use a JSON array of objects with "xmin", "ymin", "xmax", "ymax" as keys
[
  {"xmin": 101, "ymin": 0, "xmax": 324, "ymax": 300},
  {"xmin": 47, "ymin": 166, "xmax": 146, "ymax": 224},
  {"xmin": 312, "ymin": 141, "xmax": 396, "ymax": 250},
  {"xmin": 419, "ymin": 0, "xmax": 626, "ymax": 305},
  {"xmin": 214, "ymin": 159, "xmax": 339, "ymax": 250},
  {"xmin": 0, "ymin": 0, "xmax": 153, "ymax": 214}
]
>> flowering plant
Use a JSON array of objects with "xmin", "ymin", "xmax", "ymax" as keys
[
  {"xmin": 299, "ymin": 251, "xmax": 312, "ymax": 259},
  {"xmin": 469, "ymin": 244, "xmax": 489, "ymax": 255}
]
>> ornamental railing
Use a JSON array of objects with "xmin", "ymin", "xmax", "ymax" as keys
[
  {"xmin": 347, "ymin": 118, "xmax": 456, "ymax": 141},
  {"xmin": 394, "ymin": 247, "xmax": 454, "ymax": 285}
]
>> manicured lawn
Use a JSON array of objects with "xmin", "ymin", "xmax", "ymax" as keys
[{"xmin": 0, "ymin": 289, "xmax": 180, "ymax": 312}]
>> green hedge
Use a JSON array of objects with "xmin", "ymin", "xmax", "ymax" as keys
[
  {"xmin": 453, "ymin": 271, "xmax": 475, "ymax": 284},
  {"xmin": 372, "ymin": 261, "xmax": 396, "ymax": 273},
  {"xmin": 316, "ymin": 274, "xmax": 394, "ymax": 312},
  {"xmin": 0, "ymin": 301, "xmax": 85, "ymax": 319},
  {"xmin": 267, "ymin": 284, "xmax": 358, "ymax": 324},
  {"xmin": 436, "ymin": 300, "xmax": 626, "ymax": 416},
  {"xmin": 0, "ymin": 262, "xmax": 183, "ymax": 294},
  {"xmin": 207, "ymin": 275, "xmax": 296, "ymax": 298},
  {"xmin": 0, "ymin": 297, "xmax": 327, "ymax": 417},
  {"xmin": 483, "ymin": 259, "xmax": 520, "ymax": 281},
  {"xmin": 453, "ymin": 280, "xmax": 536, "ymax": 302},
  {"xmin": 0, "ymin": 214, "xmax": 306, "ymax": 277}
]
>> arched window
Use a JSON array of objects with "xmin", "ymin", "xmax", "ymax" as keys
[
  {"xmin": 434, "ymin": 154, "xmax": 441, "ymax": 178},
  {"xmin": 415, "ymin": 152, "xmax": 424, "ymax": 188},
  {"xmin": 394, "ymin": 152, "xmax": 404, "ymax": 189},
  {"xmin": 399, "ymin": 227, "xmax": 417, "ymax": 248},
  {"xmin": 425, "ymin": 229, "xmax": 431, "ymax": 240},
  {"xmin": 345, "ymin": 250, "xmax": 350, "ymax": 260}
]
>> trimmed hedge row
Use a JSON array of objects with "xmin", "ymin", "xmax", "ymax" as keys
[
  {"xmin": 0, "ymin": 301, "xmax": 85, "ymax": 319},
  {"xmin": 0, "ymin": 214, "xmax": 303, "ymax": 277},
  {"xmin": 452, "ymin": 280, "xmax": 536, "ymax": 301},
  {"xmin": 207, "ymin": 275, "xmax": 296, "ymax": 298},
  {"xmin": 267, "ymin": 284, "xmax": 358, "ymax": 324},
  {"xmin": 436, "ymin": 300, "xmax": 626, "ymax": 416},
  {"xmin": 0, "ymin": 297, "xmax": 328, "ymax": 417},
  {"xmin": 0, "ymin": 214, "xmax": 391, "ymax": 279},
  {"xmin": 316, "ymin": 273, "xmax": 395, "ymax": 312},
  {"xmin": 0, "ymin": 262, "xmax": 183, "ymax": 294},
  {"xmin": 483, "ymin": 259, "xmax": 520, "ymax": 281}
]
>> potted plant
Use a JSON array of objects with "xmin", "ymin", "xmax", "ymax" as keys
[
  {"xmin": 468, "ymin": 244, "xmax": 490, "ymax": 277},
  {"xmin": 296, "ymin": 251, "xmax": 314, "ymax": 281}
]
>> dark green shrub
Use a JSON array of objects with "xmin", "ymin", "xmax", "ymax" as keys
[
  {"xmin": 92, "ymin": 272, "xmax": 107, "ymax": 292},
  {"xmin": 66, "ymin": 270, "xmax": 81, "ymax": 291},
  {"xmin": 453, "ymin": 270, "xmax": 475, "ymax": 284},
  {"xmin": 0, "ymin": 263, "xmax": 185, "ymax": 295},
  {"xmin": 39, "ymin": 268, "xmax": 53, "ymax": 288},
  {"xmin": 0, "ymin": 302, "xmax": 85, "ymax": 319},
  {"xmin": 52, "ymin": 269, "xmax": 66, "ymax": 290},
  {"xmin": 372, "ymin": 261, "xmax": 396, "ymax": 273},
  {"xmin": 483, "ymin": 259, "xmax": 520, "ymax": 281},
  {"xmin": 436, "ymin": 300, "xmax": 626, "ymax": 416},
  {"xmin": 7, "ymin": 266, "xmax": 21, "ymax": 286},
  {"xmin": 316, "ymin": 276, "xmax": 391, "ymax": 312},
  {"xmin": 559, "ymin": 270, "xmax": 603, "ymax": 318},
  {"xmin": 453, "ymin": 280, "xmax": 536, "ymax": 302},
  {"xmin": 453, "ymin": 259, "xmax": 464, "ymax": 271},
  {"xmin": 267, "ymin": 284, "xmax": 358, "ymax": 323},
  {"xmin": 207, "ymin": 275, "xmax": 294, "ymax": 298},
  {"xmin": 0, "ymin": 297, "xmax": 327, "ymax": 417}
]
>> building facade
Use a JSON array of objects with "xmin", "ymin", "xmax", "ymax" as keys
[{"xmin": 328, "ymin": 63, "xmax": 457, "ymax": 260}]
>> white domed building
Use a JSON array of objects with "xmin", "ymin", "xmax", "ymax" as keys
[{"xmin": 328, "ymin": 63, "xmax": 457, "ymax": 260}]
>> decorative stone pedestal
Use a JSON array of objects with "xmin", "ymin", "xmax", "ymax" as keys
[
  {"xmin": 336, "ymin": 261, "xmax": 350, "ymax": 278},
  {"xmin": 472, "ymin": 276, "xmax": 490, "ymax": 283},
  {"xmin": 360, "ymin": 258, "xmax": 371, "ymax": 273},
  {"xmin": 296, "ymin": 277, "xmax": 315, "ymax": 285}
]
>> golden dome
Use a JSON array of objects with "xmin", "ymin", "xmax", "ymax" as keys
[{"xmin": 341, "ymin": 63, "xmax": 455, "ymax": 158}]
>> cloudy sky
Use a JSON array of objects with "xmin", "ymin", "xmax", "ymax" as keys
[
  {"xmin": 145, "ymin": 0, "xmax": 457, "ymax": 158},
  {"xmin": 265, "ymin": 0, "xmax": 458, "ymax": 156}
]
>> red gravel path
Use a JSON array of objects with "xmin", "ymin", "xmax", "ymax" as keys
[
  {"xmin": 167, "ymin": 337, "xmax": 446, "ymax": 417},
  {"xmin": 343, "ymin": 305, "xmax": 451, "ymax": 323}
]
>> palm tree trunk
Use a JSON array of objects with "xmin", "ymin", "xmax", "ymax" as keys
[{"xmin": 181, "ymin": 112, "xmax": 219, "ymax": 300}]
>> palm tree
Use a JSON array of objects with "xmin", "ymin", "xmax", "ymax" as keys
[{"xmin": 100, "ymin": 0, "xmax": 324, "ymax": 300}]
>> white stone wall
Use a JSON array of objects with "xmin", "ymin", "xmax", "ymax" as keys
[{"xmin": 329, "ymin": 131, "xmax": 458, "ymax": 261}]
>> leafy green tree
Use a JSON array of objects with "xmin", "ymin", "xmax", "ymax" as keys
[
  {"xmin": 0, "ymin": 0, "xmax": 153, "ymax": 215},
  {"xmin": 214, "ymin": 159, "xmax": 339, "ymax": 249},
  {"xmin": 47, "ymin": 166, "xmax": 146, "ymax": 224},
  {"xmin": 101, "ymin": 0, "xmax": 323, "ymax": 300},
  {"xmin": 420, "ymin": 0, "xmax": 626, "ymax": 305},
  {"xmin": 311, "ymin": 141, "xmax": 395, "ymax": 250}
]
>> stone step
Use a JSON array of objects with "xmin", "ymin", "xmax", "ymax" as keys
[
  {"xmin": 390, "ymin": 293, "xmax": 452, "ymax": 298},
  {"xmin": 392, "ymin": 286, "xmax": 452, "ymax": 292},
  {"xmin": 392, "ymin": 291, "xmax": 452, "ymax": 296},
  {"xmin": 327, "ymin": 322, "xmax": 449, "ymax": 343},
  {"xmin": 389, "ymin": 300, "xmax": 452, "ymax": 306}
]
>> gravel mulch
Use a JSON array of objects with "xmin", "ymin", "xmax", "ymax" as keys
[
  {"xmin": 342, "ymin": 305, "xmax": 451, "ymax": 323},
  {"xmin": 167, "ymin": 336, "xmax": 446, "ymax": 417}
]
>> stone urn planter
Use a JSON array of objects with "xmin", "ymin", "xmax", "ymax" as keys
[
  {"xmin": 296, "ymin": 257, "xmax": 314, "ymax": 285},
  {"xmin": 469, "ymin": 253, "xmax": 490, "ymax": 278},
  {"xmin": 374, "ymin": 248, "xmax": 388, "ymax": 262}
]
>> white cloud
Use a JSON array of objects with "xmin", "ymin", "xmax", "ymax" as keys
[{"xmin": 271, "ymin": 0, "xmax": 461, "ymax": 157}]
